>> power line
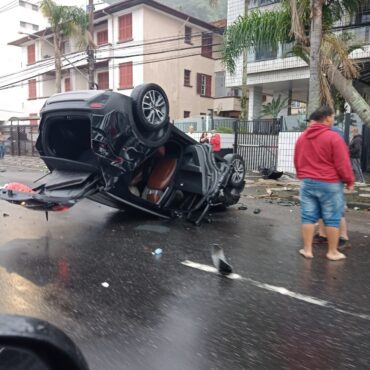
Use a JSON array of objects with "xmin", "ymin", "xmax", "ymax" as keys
[
  {"xmin": 0, "ymin": 40, "xmax": 221, "ymax": 88},
  {"xmin": 0, "ymin": 30, "xmax": 217, "ymax": 82},
  {"xmin": 0, "ymin": 49, "xmax": 223, "ymax": 91}
]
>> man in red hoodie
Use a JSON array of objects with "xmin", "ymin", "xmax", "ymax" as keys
[{"xmin": 294, "ymin": 106, "xmax": 354, "ymax": 261}]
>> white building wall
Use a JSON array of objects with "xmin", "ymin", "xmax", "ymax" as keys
[
  {"xmin": 111, "ymin": 6, "xmax": 145, "ymax": 96},
  {"xmin": 277, "ymin": 131, "xmax": 302, "ymax": 174},
  {"xmin": 0, "ymin": 1, "xmax": 48, "ymax": 121}
]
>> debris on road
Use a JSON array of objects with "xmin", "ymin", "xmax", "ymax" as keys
[
  {"xmin": 238, "ymin": 205, "xmax": 248, "ymax": 211},
  {"xmin": 2, "ymin": 213, "xmax": 9, "ymax": 217},
  {"xmin": 101, "ymin": 282, "xmax": 110, "ymax": 288},
  {"xmin": 253, "ymin": 208, "xmax": 261, "ymax": 214},
  {"xmin": 211, "ymin": 244, "xmax": 232, "ymax": 275},
  {"xmin": 152, "ymin": 248, "xmax": 163, "ymax": 256},
  {"xmin": 259, "ymin": 167, "xmax": 284, "ymax": 180},
  {"xmin": 277, "ymin": 201, "xmax": 296, "ymax": 207},
  {"xmin": 354, "ymin": 207, "xmax": 360, "ymax": 211}
]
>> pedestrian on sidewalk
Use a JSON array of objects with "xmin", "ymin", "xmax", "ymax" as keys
[
  {"xmin": 349, "ymin": 126, "xmax": 365, "ymax": 184},
  {"xmin": 0, "ymin": 132, "xmax": 5, "ymax": 160},
  {"xmin": 294, "ymin": 106, "xmax": 354, "ymax": 261}
]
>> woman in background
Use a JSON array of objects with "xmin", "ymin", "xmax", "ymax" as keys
[{"xmin": 199, "ymin": 132, "xmax": 209, "ymax": 144}]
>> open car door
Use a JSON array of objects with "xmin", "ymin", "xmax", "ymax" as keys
[{"xmin": 0, "ymin": 157, "xmax": 100, "ymax": 212}]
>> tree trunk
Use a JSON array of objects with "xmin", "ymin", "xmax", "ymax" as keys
[
  {"xmin": 53, "ymin": 31, "xmax": 62, "ymax": 93},
  {"xmin": 239, "ymin": 0, "xmax": 249, "ymax": 120},
  {"xmin": 327, "ymin": 64, "xmax": 370, "ymax": 126},
  {"xmin": 308, "ymin": 0, "xmax": 324, "ymax": 114}
]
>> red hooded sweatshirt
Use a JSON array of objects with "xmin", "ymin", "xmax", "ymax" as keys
[{"xmin": 294, "ymin": 123, "xmax": 354, "ymax": 186}]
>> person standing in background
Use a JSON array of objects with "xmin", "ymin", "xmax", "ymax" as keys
[
  {"xmin": 210, "ymin": 130, "xmax": 221, "ymax": 153},
  {"xmin": 0, "ymin": 132, "xmax": 5, "ymax": 159},
  {"xmin": 199, "ymin": 132, "xmax": 209, "ymax": 144},
  {"xmin": 349, "ymin": 126, "xmax": 365, "ymax": 184}
]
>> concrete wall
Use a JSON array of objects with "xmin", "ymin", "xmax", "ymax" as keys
[{"xmin": 277, "ymin": 131, "xmax": 302, "ymax": 174}]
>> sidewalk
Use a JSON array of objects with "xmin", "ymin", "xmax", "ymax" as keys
[
  {"xmin": 241, "ymin": 171, "xmax": 370, "ymax": 209},
  {"xmin": 0, "ymin": 155, "xmax": 47, "ymax": 172}
]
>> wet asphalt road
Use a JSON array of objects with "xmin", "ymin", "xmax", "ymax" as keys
[{"xmin": 0, "ymin": 171, "xmax": 370, "ymax": 370}]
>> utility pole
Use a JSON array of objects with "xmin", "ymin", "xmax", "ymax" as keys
[{"xmin": 87, "ymin": 0, "xmax": 95, "ymax": 89}]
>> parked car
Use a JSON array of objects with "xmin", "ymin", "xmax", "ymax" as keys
[{"xmin": 0, "ymin": 84, "xmax": 245, "ymax": 225}]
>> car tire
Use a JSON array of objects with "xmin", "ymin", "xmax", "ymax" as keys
[
  {"xmin": 132, "ymin": 123, "xmax": 172, "ymax": 148},
  {"xmin": 131, "ymin": 84, "xmax": 170, "ymax": 132},
  {"xmin": 224, "ymin": 154, "xmax": 245, "ymax": 188}
]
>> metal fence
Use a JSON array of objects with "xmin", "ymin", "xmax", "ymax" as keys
[
  {"xmin": 235, "ymin": 119, "xmax": 282, "ymax": 171},
  {"xmin": 0, "ymin": 118, "xmax": 40, "ymax": 157}
]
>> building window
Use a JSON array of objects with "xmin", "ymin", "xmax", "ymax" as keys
[
  {"xmin": 31, "ymin": 4, "xmax": 38, "ymax": 11},
  {"xmin": 20, "ymin": 21, "xmax": 26, "ymax": 27},
  {"xmin": 27, "ymin": 44, "xmax": 35, "ymax": 64},
  {"xmin": 197, "ymin": 73, "xmax": 212, "ymax": 97},
  {"xmin": 119, "ymin": 62, "xmax": 133, "ymax": 89},
  {"xmin": 61, "ymin": 40, "xmax": 70, "ymax": 54},
  {"xmin": 201, "ymin": 33, "xmax": 213, "ymax": 58},
  {"xmin": 29, "ymin": 113, "xmax": 38, "ymax": 126},
  {"xmin": 118, "ymin": 14, "xmax": 132, "ymax": 42},
  {"xmin": 64, "ymin": 78, "xmax": 71, "ymax": 92},
  {"xmin": 184, "ymin": 69, "xmax": 191, "ymax": 87},
  {"xmin": 32, "ymin": 24, "xmax": 39, "ymax": 31},
  {"xmin": 28, "ymin": 79, "xmax": 36, "ymax": 99},
  {"xmin": 98, "ymin": 71, "xmax": 109, "ymax": 89},
  {"xmin": 185, "ymin": 26, "xmax": 192, "ymax": 44},
  {"xmin": 97, "ymin": 30, "xmax": 108, "ymax": 46},
  {"xmin": 184, "ymin": 111, "xmax": 191, "ymax": 118},
  {"xmin": 19, "ymin": 0, "xmax": 26, "ymax": 7}
]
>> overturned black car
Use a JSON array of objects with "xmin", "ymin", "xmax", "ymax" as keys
[{"xmin": 0, "ymin": 84, "xmax": 245, "ymax": 225}]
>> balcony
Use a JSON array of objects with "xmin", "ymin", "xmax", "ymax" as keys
[{"xmin": 249, "ymin": 0, "xmax": 281, "ymax": 9}]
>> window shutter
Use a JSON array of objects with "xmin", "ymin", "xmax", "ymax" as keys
[
  {"xmin": 119, "ymin": 14, "xmax": 132, "ymax": 42},
  {"xmin": 64, "ymin": 78, "xmax": 71, "ymax": 92},
  {"xmin": 27, "ymin": 44, "xmax": 35, "ymax": 64},
  {"xmin": 206, "ymin": 75, "xmax": 212, "ymax": 97},
  {"xmin": 97, "ymin": 30, "xmax": 108, "ymax": 45},
  {"xmin": 196, "ymin": 73, "xmax": 202, "ymax": 95},
  {"xmin": 29, "ymin": 113, "xmax": 38, "ymax": 126},
  {"xmin": 119, "ymin": 62, "xmax": 133, "ymax": 89},
  {"xmin": 28, "ymin": 79, "xmax": 36, "ymax": 99},
  {"xmin": 98, "ymin": 71, "xmax": 109, "ymax": 89}
]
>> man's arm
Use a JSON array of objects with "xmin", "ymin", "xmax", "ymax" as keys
[{"xmin": 332, "ymin": 136, "xmax": 355, "ymax": 187}]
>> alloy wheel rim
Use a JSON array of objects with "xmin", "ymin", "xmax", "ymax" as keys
[
  {"xmin": 142, "ymin": 90, "xmax": 167, "ymax": 125},
  {"xmin": 231, "ymin": 159, "xmax": 244, "ymax": 183}
]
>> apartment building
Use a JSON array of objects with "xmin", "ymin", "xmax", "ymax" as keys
[
  {"xmin": 0, "ymin": 0, "xmax": 48, "ymax": 122},
  {"xmin": 4, "ymin": 0, "xmax": 241, "ymax": 121},
  {"xmin": 226, "ymin": 0, "xmax": 370, "ymax": 120}
]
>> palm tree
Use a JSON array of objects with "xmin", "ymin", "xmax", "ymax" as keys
[
  {"xmin": 260, "ymin": 95, "xmax": 289, "ymax": 118},
  {"xmin": 222, "ymin": 0, "xmax": 370, "ymax": 125},
  {"xmin": 40, "ymin": 0, "xmax": 89, "ymax": 93}
]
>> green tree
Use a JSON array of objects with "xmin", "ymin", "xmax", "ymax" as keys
[
  {"xmin": 222, "ymin": 0, "xmax": 370, "ymax": 125},
  {"xmin": 260, "ymin": 95, "xmax": 289, "ymax": 118},
  {"xmin": 40, "ymin": 0, "xmax": 89, "ymax": 93}
]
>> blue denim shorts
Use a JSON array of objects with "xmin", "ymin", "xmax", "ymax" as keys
[{"xmin": 300, "ymin": 179, "xmax": 344, "ymax": 228}]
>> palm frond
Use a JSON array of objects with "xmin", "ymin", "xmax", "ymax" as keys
[
  {"xmin": 260, "ymin": 95, "xmax": 289, "ymax": 118},
  {"xmin": 284, "ymin": 44, "xmax": 310, "ymax": 64},
  {"xmin": 289, "ymin": 0, "xmax": 310, "ymax": 44},
  {"xmin": 222, "ymin": 8, "xmax": 291, "ymax": 72},
  {"xmin": 322, "ymin": 33, "xmax": 360, "ymax": 80}
]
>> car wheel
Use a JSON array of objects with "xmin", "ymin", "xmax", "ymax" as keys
[
  {"xmin": 131, "ymin": 84, "xmax": 169, "ymax": 132},
  {"xmin": 224, "ymin": 154, "xmax": 245, "ymax": 188}
]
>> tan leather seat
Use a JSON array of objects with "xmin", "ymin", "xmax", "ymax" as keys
[{"xmin": 145, "ymin": 157, "xmax": 177, "ymax": 203}]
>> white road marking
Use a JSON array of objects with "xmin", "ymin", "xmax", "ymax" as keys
[{"xmin": 181, "ymin": 260, "xmax": 370, "ymax": 321}]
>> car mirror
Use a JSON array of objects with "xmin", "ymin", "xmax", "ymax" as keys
[{"xmin": 0, "ymin": 315, "xmax": 89, "ymax": 370}]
